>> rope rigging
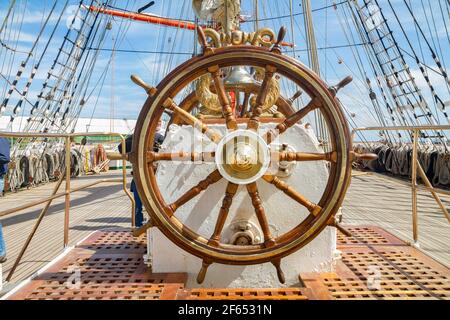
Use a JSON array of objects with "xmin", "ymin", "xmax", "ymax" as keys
[
  {"xmin": 349, "ymin": 0, "xmax": 448, "ymax": 148},
  {"xmin": 0, "ymin": 0, "xmax": 58, "ymax": 116},
  {"xmin": 402, "ymin": 0, "xmax": 450, "ymax": 89},
  {"xmin": 386, "ymin": 0, "xmax": 449, "ymax": 126}
]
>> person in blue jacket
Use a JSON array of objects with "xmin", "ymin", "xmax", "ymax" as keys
[
  {"xmin": 118, "ymin": 135, "xmax": 144, "ymax": 228},
  {"xmin": 0, "ymin": 137, "xmax": 9, "ymax": 263},
  {"xmin": 119, "ymin": 121, "xmax": 165, "ymax": 228},
  {"xmin": 0, "ymin": 137, "xmax": 10, "ymax": 197},
  {"xmin": 0, "ymin": 221, "xmax": 6, "ymax": 263}
]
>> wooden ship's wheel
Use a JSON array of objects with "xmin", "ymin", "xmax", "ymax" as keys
[{"xmin": 130, "ymin": 27, "xmax": 374, "ymax": 284}]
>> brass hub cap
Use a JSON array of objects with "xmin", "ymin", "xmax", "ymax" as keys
[{"xmin": 215, "ymin": 129, "xmax": 270, "ymax": 185}]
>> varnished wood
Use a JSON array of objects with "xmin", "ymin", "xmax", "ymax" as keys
[
  {"xmin": 279, "ymin": 151, "xmax": 337, "ymax": 163},
  {"xmin": 131, "ymin": 44, "xmax": 353, "ymax": 267},
  {"xmin": 350, "ymin": 151, "xmax": 378, "ymax": 162},
  {"xmin": 197, "ymin": 260, "xmax": 212, "ymax": 284},
  {"xmin": 265, "ymin": 98, "xmax": 321, "ymax": 143},
  {"xmin": 271, "ymin": 26, "xmax": 287, "ymax": 54},
  {"xmin": 168, "ymin": 170, "xmax": 222, "ymax": 214},
  {"xmin": 247, "ymin": 65, "xmax": 277, "ymax": 131},
  {"xmin": 246, "ymin": 182, "xmax": 275, "ymax": 247},
  {"xmin": 131, "ymin": 74, "xmax": 157, "ymax": 96},
  {"xmin": 132, "ymin": 220, "xmax": 153, "ymax": 237},
  {"xmin": 328, "ymin": 75, "xmax": 353, "ymax": 96},
  {"xmin": 171, "ymin": 84, "xmax": 295, "ymax": 126},
  {"xmin": 147, "ymin": 151, "xmax": 215, "ymax": 163},
  {"xmin": 209, "ymin": 65, "xmax": 238, "ymax": 130},
  {"xmin": 163, "ymin": 97, "xmax": 222, "ymax": 143},
  {"xmin": 262, "ymin": 175, "xmax": 322, "ymax": 216},
  {"xmin": 196, "ymin": 25, "xmax": 208, "ymax": 51},
  {"xmin": 271, "ymin": 259, "xmax": 286, "ymax": 283},
  {"xmin": 209, "ymin": 183, "xmax": 239, "ymax": 246},
  {"xmin": 330, "ymin": 221, "xmax": 353, "ymax": 237}
]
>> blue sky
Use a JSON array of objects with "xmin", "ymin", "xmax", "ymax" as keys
[{"xmin": 0, "ymin": 0, "xmax": 448, "ymax": 133}]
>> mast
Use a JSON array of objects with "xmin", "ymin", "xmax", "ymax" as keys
[
  {"xmin": 301, "ymin": 0, "xmax": 326, "ymax": 143},
  {"xmin": 225, "ymin": 0, "xmax": 230, "ymax": 34},
  {"xmin": 254, "ymin": 0, "xmax": 259, "ymax": 30},
  {"xmin": 302, "ymin": 0, "xmax": 320, "ymax": 75}
]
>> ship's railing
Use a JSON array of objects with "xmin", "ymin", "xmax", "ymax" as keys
[
  {"xmin": 351, "ymin": 125, "xmax": 450, "ymax": 246},
  {"xmin": 0, "ymin": 131, "xmax": 135, "ymax": 282}
]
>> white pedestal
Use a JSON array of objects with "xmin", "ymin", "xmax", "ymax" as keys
[{"xmin": 150, "ymin": 123, "xmax": 337, "ymax": 288}]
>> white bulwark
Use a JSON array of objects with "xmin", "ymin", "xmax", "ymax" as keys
[{"xmin": 0, "ymin": 116, "xmax": 137, "ymax": 134}]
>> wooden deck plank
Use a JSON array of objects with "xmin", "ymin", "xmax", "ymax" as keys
[
  {"xmin": 0, "ymin": 171, "xmax": 132, "ymax": 287},
  {"xmin": 343, "ymin": 172, "xmax": 450, "ymax": 267}
]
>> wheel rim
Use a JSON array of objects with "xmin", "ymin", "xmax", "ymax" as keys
[{"xmin": 132, "ymin": 45, "xmax": 352, "ymax": 265}]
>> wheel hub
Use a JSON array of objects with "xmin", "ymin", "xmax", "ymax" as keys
[{"xmin": 215, "ymin": 129, "xmax": 271, "ymax": 185}]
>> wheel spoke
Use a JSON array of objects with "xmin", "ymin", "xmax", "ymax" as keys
[
  {"xmin": 264, "ymin": 98, "xmax": 321, "ymax": 143},
  {"xmin": 209, "ymin": 182, "xmax": 239, "ymax": 246},
  {"xmin": 147, "ymin": 151, "xmax": 215, "ymax": 163},
  {"xmin": 262, "ymin": 175, "xmax": 322, "ymax": 216},
  {"xmin": 278, "ymin": 151, "xmax": 337, "ymax": 163},
  {"xmin": 247, "ymin": 65, "xmax": 277, "ymax": 131},
  {"xmin": 163, "ymin": 97, "xmax": 222, "ymax": 143},
  {"xmin": 168, "ymin": 169, "xmax": 222, "ymax": 214},
  {"xmin": 246, "ymin": 182, "xmax": 275, "ymax": 246},
  {"xmin": 209, "ymin": 66, "xmax": 238, "ymax": 131}
]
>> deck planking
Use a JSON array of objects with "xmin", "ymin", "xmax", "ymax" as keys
[
  {"xmin": 0, "ymin": 171, "xmax": 132, "ymax": 288},
  {"xmin": 342, "ymin": 172, "xmax": 450, "ymax": 267}
]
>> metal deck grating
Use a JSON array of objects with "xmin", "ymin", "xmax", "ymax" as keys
[{"xmin": 5, "ymin": 226, "xmax": 450, "ymax": 300}]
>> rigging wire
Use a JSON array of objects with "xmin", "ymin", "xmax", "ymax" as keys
[
  {"xmin": 402, "ymin": 0, "xmax": 450, "ymax": 89},
  {"xmin": 385, "ymin": 0, "xmax": 449, "ymax": 126}
]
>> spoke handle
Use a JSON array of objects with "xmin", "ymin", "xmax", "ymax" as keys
[
  {"xmin": 279, "ymin": 151, "xmax": 337, "ymax": 163},
  {"xmin": 288, "ymin": 90, "xmax": 303, "ymax": 105},
  {"xmin": 248, "ymin": 65, "xmax": 277, "ymax": 131},
  {"xmin": 247, "ymin": 182, "xmax": 275, "ymax": 246},
  {"xmin": 329, "ymin": 75, "xmax": 353, "ymax": 96},
  {"xmin": 147, "ymin": 151, "xmax": 216, "ymax": 163},
  {"xmin": 262, "ymin": 175, "xmax": 321, "ymax": 215},
  {"xmin": 266, "ymin": 98, "xmax": 320, "ymax": 143},
  {"xmin": 209, "ymin": 66, "xmax": 238, "ymax": 130},
  {"xmin": 196, "ymin": 26, "xmax": 211, "ymax": 55},
  {"xmin": 351, "ymin": 151, "xmax": 378, "ymax": 161},
  {"xmin": 209, "ymin": 183, "xmax": 239, "ymax": 246},
  {"xmin": 272, "ymin": 26, "xmax": 287, "ymax": 53},
  {"xmin": 163, "ymin": 98, "xmax": 222, "ymax": 143},
  {"xmin": 169, "ymin": 170, "xmax": 222, "ymax": 213},
  {"xmin": 131, "ymin": 74, "xmax": 157, "ymax": 96}
]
